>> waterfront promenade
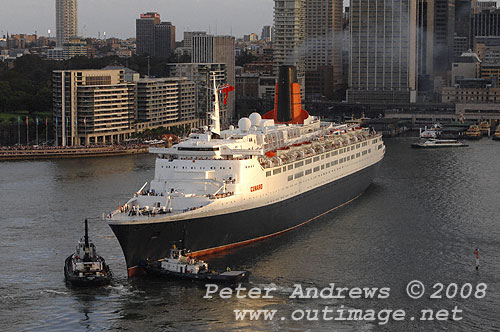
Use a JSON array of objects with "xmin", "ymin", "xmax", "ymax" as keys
[{"xmin": 0, "ymin": 144, "xmax": 150, "ymax": 161}]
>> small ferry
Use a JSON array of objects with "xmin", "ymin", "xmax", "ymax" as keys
[
  {"xmin": 64, "ymin": 220, "xmax": 112, "ymax": 287},
  {"xmin": 419, "ymin": 124, "xmax": 441, "ymax": 138},
  {"xmin": 143, "ymin": 246, "xmax": 249, "ymax": 284},
  {"xmin": 479, "ymin": 121, "xmax": 491, "ymax": 136},
  {"xmin": 411, "ymin": 139, "xmax": 468, "ymax": 149},
  {"xmin": 465, "ymin": 125, "xmax": 482, "ymax": 140},
  {"xmin": 492, "ymin": 125, "xmax": 500, "ymax": 141}
]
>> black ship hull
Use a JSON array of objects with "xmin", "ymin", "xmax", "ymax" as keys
[{"xmin": 110, "ymin": 161, "xmax": 382, "ymax": 277}]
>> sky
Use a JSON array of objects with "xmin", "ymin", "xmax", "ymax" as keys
[{"xmin": 0, "ymin": 0, "xmax": 276, "ymax": 41}]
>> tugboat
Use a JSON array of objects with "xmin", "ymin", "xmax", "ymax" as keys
[
  {"xmin": 143, "ymin": 246, "xmax": 249, "ymax": 284},
  {"xmin": 64, "ymin": 219, "xmax": 112, "ymax": 287}
]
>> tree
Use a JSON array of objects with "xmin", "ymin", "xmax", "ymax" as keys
[{"xmin": 236, "ymin": 50, "xmax": 257, "ymax": 67}]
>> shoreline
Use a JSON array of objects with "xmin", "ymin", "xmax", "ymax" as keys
[{"xmin": 0, "ymin": 145, "xmax": 151, "ymax": 161}]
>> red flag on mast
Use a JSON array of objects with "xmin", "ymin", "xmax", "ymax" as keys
[{"xmin": 220, "ymin": 85, "xmax": 235, "ymax": 105}]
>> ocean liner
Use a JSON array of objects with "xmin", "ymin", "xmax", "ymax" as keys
[{"xmin": 107, "ymin": 66, "xmax": 385, "ymax": 277}]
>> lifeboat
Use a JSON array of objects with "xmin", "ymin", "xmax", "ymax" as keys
[{"xmin": 265, "ymin": 150, "xmax": 277, "ymax": 158}]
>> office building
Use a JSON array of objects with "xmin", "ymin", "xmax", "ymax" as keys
[
  {"xmin": 442, "ymin": 78, "xmax": 500, "ymax": 103},
  {"xmin": 347, "ymin": 0, "xmax": 418, "ymax": 103},
  {"xmin": 136, "ymin": 12, "xmax": 160, "ymax": 56},
  {"xmin": 475, "ymin": 1, "xmax": 497, "ymax": 12},
  {"xmin": 304, "ymin": 0, "xmax": 343, "ymax": 97},
  {"xmin": 416, "ymin": 0, "xmax": 434, "ymax": 93},
  {"xmin": 183, "ymin": 31, "xmax": 207, "ymax": 57},
  {"xmin": 52, "ymin": 69, "xmax": 135, "ymax": 146},
  {"xmin": 451, "ymin": 51, "xmax": 480, "ymax": 84},
  {"xmin": 471, "ymin": 8, "xmax": 500, "ymax": 46},
  {"xmin": 155, "ymin": 22, "xmax": 176, "ymax": 57},
  {"xmin": 456, "ymin": 0, "xmax": 472, "ymax": 47},
  {"xmin": 136, "ymin": 12, "xmax": 176, "ymax": 57},
  {"xmin": 261, "ymin": 26, "xmax": 273, "ymax": 42},
  {"xmin": 56, "ymin": 0, "xmax": 78, "ymax": 47},
  {"xmin": 433, "ymin": 0, "xmax": 455, "ymax": 72}
]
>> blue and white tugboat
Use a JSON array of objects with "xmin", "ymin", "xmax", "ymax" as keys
[
  {"xmin": 143, "ymin": 245, "xmax": 248, "ymax": 283},
  {"xmin": 64, "ymin": 220, "xmax": 112, "ymax": 287}
]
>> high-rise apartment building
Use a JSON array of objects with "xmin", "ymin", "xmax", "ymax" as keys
[
  {"xmin": 304, "ymin": 0, "xmax": 343, "ymax": 97},
  {"xmin": 167, "ymin": 63, "xmax": 227, "ymax": 125},
  {"xmin": 55, "ymin": 0, "xmax": 78, "ymax": 47},
  {"xmin": 52, "ymin": 69, "xmax": 136, "ymax": 146},
  {"xmin": 63, "ymin": 37, "xmax": 87, "ymax": 59},
  {"xmin": 274, "ymin": 0, "xmax": 306, "ymax": 84},
  {"xmin": 136, "ymin": 78, "xmax": 196, "ymax": 126},
  {"xmin": 136, "ymin": 12, "xmax": 176, "ymax": 57},
  {"xmin": 347, "ymin": 0, "xmax": 417, "ymax": 103},
  {"xmin": 191, "ymin": 35, "xmax": 235, "ymax": 124}
]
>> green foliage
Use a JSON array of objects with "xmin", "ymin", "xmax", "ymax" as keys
[
  {"xmin": 236, "ymin": 50, "xmax": 257, "ymax": 67},
  {"xmin": 0, "ymin": 53, "xmax": 190, "ymax": 116}
]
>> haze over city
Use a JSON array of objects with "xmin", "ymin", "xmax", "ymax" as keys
[{"xmin": 0, "ymin": 0, "xmax": 275, "ymax": 40}]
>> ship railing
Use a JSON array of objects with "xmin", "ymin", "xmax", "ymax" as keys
[
  {"xmin": 258, "ymin": 132, "xmax": 380, "ymax": 169},
  {"xmin": 208, "ymin": 191, "xmax": 234, "ymax": 199}
]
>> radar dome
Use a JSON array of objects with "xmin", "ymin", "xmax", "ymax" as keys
[
  {"xmin": 238, "ymin": 117, "xmax": 252, "ymax": 132},
  {"xmin": 249, "ymin": 112, "xmax": 262, "ymax": 127}
]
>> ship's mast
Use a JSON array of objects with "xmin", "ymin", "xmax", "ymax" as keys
[
  {"xmin": 208, "ymin": 72, "xmax": 221, "ymax": 137},
  {"xmin": 83, "ymin": 219, "xmax": 90, "ymax": 262}
]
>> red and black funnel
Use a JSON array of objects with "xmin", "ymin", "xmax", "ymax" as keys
[{"xmin": 262, "ymin": 65, "xmax": 309, "ymax": 124}]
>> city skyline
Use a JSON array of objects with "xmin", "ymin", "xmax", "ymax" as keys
[{"xmin": 0, "ymin": 0, "xmax": 274, "ymax": 41}]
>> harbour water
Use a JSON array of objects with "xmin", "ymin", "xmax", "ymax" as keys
[{"xmin": 0, "ymin": 137, "xmax": 499, "ymax": 331}]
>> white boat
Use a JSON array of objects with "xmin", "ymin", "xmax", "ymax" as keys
[
  {"xmin": 419, "ymin": 124, "xmax": 441, "ymax": 138},
  {"xmin": 411, "ymin": 139, "xmax": 468, "ymax": 148},
  {"xmin": 106, "ymin": 65, "xmax": 385, "ymax": 277},
  {"xmin": 143, "ymin": 246, "xmax": 248, "ymax": 283}
]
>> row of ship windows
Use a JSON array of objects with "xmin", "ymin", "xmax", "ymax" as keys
[
  {"xmin": 267, "ymin": 148, "xmax": 373, "ymax": 178},
  {"xmin": 162, "ymin": 165, "xmax": 232, "ymax": 170},
  {"xmin": 160, "ymin": 138, "xmax": 381, "ymax": 172},
  {"xmin": 264, "ymin": 137, "xmax": 380, "ymax": 177}
]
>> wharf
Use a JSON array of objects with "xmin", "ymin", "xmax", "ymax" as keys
[{"xmin": 0, "ymin": 145, "xmax": 149, "ymax": 161}]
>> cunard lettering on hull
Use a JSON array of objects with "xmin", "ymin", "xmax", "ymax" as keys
[{"xmin": 106, "ymin": 66, "xmax": 386, "ymax": 277}]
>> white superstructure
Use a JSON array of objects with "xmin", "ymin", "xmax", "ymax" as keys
[{"xmin": 109, "ymin": 113, "xmax": 385, "ymax": 225}]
